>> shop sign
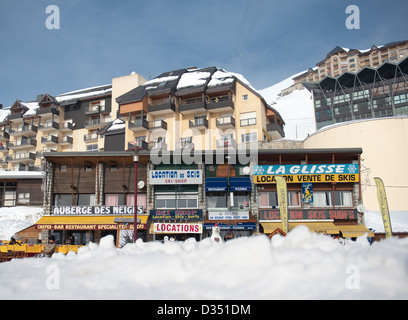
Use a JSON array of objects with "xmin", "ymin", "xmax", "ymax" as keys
[
  {"xmin": 150, "ymin": 170, "xmax": 202, "ymax": 185},
  {"xmin": 153, "ymin": 223, "xmax": 203, "ymax": 234},
  {"xmin": 208, "ymin": 210, "xmax": 249, "ymax": 220},
  {"xmin": 35, "ymin": 224, "xmax": 146, "ymax": 231},
  {"xmin": 301, "ymin": 183, "xmax": 313, "ymax": 203},
  {"xmin": 253, "ymin": 164, "xmax": 359, "ymax": 184},
  {"xmin": 52, "ymin": 206, "xmax": 142, "ymax": 216},
  {"xmin": 204, "ymin": 223, "xmax": 256, "ymax": 230},
  {"xmin": 259, "ymin": 209, "xmax": 358, "ymax": 221},
  {"xmin": 149, "ymin": 209, "xmax": 203, "ymax": 221}
]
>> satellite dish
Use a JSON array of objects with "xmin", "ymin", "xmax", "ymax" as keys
[
  {"xmin": 137, "ymin": 180, "xmax": 145, "ymax": 189},
  {"xmin": 243, "ymin": 166, "xmax": 250, "ymax": 175},
  {"xmin": 357, "ymin": 204, "xmax": 365, "ymax": 213}
]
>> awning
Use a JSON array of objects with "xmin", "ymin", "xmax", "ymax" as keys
[
  {"xmin": 230, "ymin": 177, "xmax": 251, "ymax": 191},
  {"xmin": 261, "ymin": 222, "xmax": 340, "ymax": 235},
  {"xmin": 337, "ymin": 225, "xmax": 374, "ymax": 238},
  {"xmin": 205, "ymin": 178, "xmax": 227, "ymax": 192},
  {"xmin": 35, "ymin": 215, "xmax": 148, "ymax": 231}
]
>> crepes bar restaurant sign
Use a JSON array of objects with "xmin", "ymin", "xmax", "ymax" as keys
[{"xmin": 260, "ymin": 209, "xmax": 358, "ymax": 221}]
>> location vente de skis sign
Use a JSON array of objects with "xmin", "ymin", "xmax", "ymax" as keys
[{"xmin": 253, "ymin": 164, "xmax": 359, "ymax": 184}]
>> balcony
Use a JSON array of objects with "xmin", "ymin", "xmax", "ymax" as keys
[
  {"xmin": 149, "ymin": 141, "xmax": 167, "ymax": 151},
  {"xmin": 148, "ymin": 101, "xmax": 176, "ymax": 115},
  {"xmin": 129, "ymin": 118, "xmax": 149, "ymax": 132},
  {"xmin": 58, "ymin": 136, "xmax": 73, "ymax": 146},
  {"xmin": 41, "ymin": 135, "xmax": 59, "ymax": 146},
  {"xmin": 39, "ymin": 121, "xmax": 59, "ymax": 132},
  {"xmin": 149, "ymin": 120, "xmax": 167, "ymax": 131},
  {"xmin": 176, "ymin": 139, "xmax": 194, "ymax": 151},
  {"xmin": 9, "ymin": 125, "xmax": 38, "ymax": 137},
  {"xmin": 189, "ymin": 118, "xmax": 208, "ymax": 130},
  {"xmin": 207, "ymin": 96, "xmax": 234, "ymax": 113},
  {"xmin": 84, "ymin": 118, "xmax": 110, "ymax": 129},
  {"xmin": 6, "ymin": 152, "xmax": 36, "ymax": 164},
  {"xmin": 84, "ymin": 133, "xmax": 98, "ymax": 142},
  {"xmin": 59, "ymin": 122, "xmax": 73, "ymax": 132},
  {"xmin": 36, "ymin": 107, "xmax": 59, "ymax": 118},
  {"xmin": 85, "ymin": 105, "xmax": 106, "ymax": 115},
  {"xmin": 7, "ymin": 138, "xmax": 37, "ymax": 150},
  {"xmin": 0, "ymin": 131, "xmax": 10, "ymax": 143},
  {"xmin": 266, "ymin": 122, "xmax": 285, "ymax": 139},
  {"xmin": 216, "ymin": 116, "xmax": 235, "ymax": 129},
  {"xmin": 178, "ymin": 98, "xmax": 207, "ymax": 115},
  {"xmin": 216, "ymin": 137, "xmax": 237, "ymax": 149},
  {"xmin": 128, "ymin": 140, "xmax": 148, "ymax": 150},
  {"xmin": 0, "ymin": 145, "xmax": 8, "ymax": 154}
]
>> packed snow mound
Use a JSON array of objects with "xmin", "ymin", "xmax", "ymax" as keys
[{"xmin": 1, "ymin": 229, "xmax": 408, "ymax": 300}]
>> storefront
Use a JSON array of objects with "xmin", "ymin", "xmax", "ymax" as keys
[
  {"xmin": 40, "ymin": 152, "xmax": 149, "ymax": 245},
  {"xmin": 35, "ymin": 205, "xmax": 148, "ymax": 246},
  {"xmin": 204, "ymin": 163, "xmax": 255, "ymax": 240},
  {"xmin": 255, "ymin": 148, "xmax": 372, "ymax": 239},
  {"xmin": 148, "ymin": 209, "xmax": 203, "ymax": 241}
]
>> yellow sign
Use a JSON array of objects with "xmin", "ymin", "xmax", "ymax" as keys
[
  {"xmin": 254, "ymin": 174, "xmax": 359, "ymax": 184},
  {"xmin": 374, "ymin": 177, "xmax": 393, "ymax": 239},
  {"xmin": 276, "ymin": 176, "xmax": 288, "ymax": 234}
]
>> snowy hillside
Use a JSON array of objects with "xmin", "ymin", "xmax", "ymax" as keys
[
  {"xmin": 0, "ymin": 206, "xmax": 43, "ymax": 240},
  {"xmin": 259, "ymin": 72, "xmax": 316, "ymax": 140}
]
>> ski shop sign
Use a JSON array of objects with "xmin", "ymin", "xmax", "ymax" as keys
[
  {"xmin": 150, "ymin": 170, "xmax": 202, "ymax": 185},
  {"xmin": 149, "ymin": 209, "xmax": 203, "ymax": 221},
  {"xmin": 253, "ymin": 164, "xmax": 359, "ymax": 184},
  {"xmin": 153, "ymin": 223, "xmax": 203, "ymax": 234},
  {"xmin": 52, "ymin": 206, "xmax": 141, "ymax": 216}
]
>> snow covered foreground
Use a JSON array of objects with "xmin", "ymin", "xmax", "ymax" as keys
[{"xmin": 1, "ymin": 228, "xmax": 408, "ymax": 300}]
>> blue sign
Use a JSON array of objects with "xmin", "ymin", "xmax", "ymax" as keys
[
  {"xmin": 301, "ymin": 183, "xmax": 313, "ymax": 203},
  {"xmin": 253, "ymin": 164, "xmax": 359, "ymax": 175}
]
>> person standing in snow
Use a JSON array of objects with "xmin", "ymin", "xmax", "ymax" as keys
[{"xmin": 8, "ymin": 237, "xmax": 22, "ymax": 246}]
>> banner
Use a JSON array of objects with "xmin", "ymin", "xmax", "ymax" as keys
[
  {"xmin": 302, "ymin": 183, "xmax": 313, "ymax": 203},
  {"xmin": 275, "ymin": 176, "xmax": 288, "ymax": 234},
  {"xmin": 374, "ymin": 177, "xmax": 393, "ymax": 239},
  {"xmin": 253, "ymin": 164, "xmax": 359, "ymax": 184},
  {"xmin": 259, "ymin": 209, "xmax": 358, "ymax": 221}
]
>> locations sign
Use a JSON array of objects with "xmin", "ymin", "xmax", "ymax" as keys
[
  {"xmin": 153, "ymin": 223, "xmax": 203, "ymax": 234},
  {"xmin": 253, "ymin": 164, "xmax": 359, "ymax": 184}
]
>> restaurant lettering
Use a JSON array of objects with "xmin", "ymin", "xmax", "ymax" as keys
[
  {"xmin": 52, "ymin": 206, "xmax": 137, "ymax": 215},
  {"xmin": 35, "ymin": 224, "xmax": 146, "ymax": 230},
  {"xmin": 259, "ymin": 209, "xmax": 358, "ymax": 221}
]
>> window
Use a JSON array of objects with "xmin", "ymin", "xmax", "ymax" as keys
[
  {"xmin": 240, "ymin": 111, "xmax": 256, "ymax": 126},
  {"xmin": 311, "ymin": 191, "xmax": 352, "ymax": 208},
  {"xmin": 259, "ymin": 191, "xmax": 300, "ymax": 208},
  {"xmin": 242, "ymin": 94, "xmax": 248, "ymax": 101},
  {"xmin": 241, "ymin": 132, "xmax": 257, "ymax": 143},
  {"xmin": 60, "ymin": 165, "xmax": 67, "ymax": 172},
  {"xmin": 232, "ymin": 192, "xmax": 250, "ymax": 209},
  {"xmin": 155, "ymin": 193, "xmax": 198, "ymax": 209},
  {"xmin": 86, "ymin": 144, "xmax": 98, "ymax": 152},
  {"xmin": 18, "ymin": 192, "xmax": 30, "ymax": 204},
  {"xmin": 207, "ymin": 192, "xmax": 227, "ymax": 208}
]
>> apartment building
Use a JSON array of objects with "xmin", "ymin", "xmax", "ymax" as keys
[
  {"xmin": 0, "ymin": 73, "xmax": 146, "ymax": 172},
  {"xmin": 294, "ymin": 40, "xmax": 408, "ymax": 84},
  {"xmin": 303, "ymin": 57, "xmax": 408, "ymax": 130},
  {"xmin": 113, "ymin": 66, "xmax": 285, "ymax": 153}
]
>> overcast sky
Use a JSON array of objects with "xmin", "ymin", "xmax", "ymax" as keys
[{"xmin": 0, "ymin": 0, "xmax": 407, "ymax": 108}]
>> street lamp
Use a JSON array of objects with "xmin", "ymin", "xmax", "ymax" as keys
[{"xmin": 133, "ymin": 150, "xmax": 139, "ymax": 243}]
